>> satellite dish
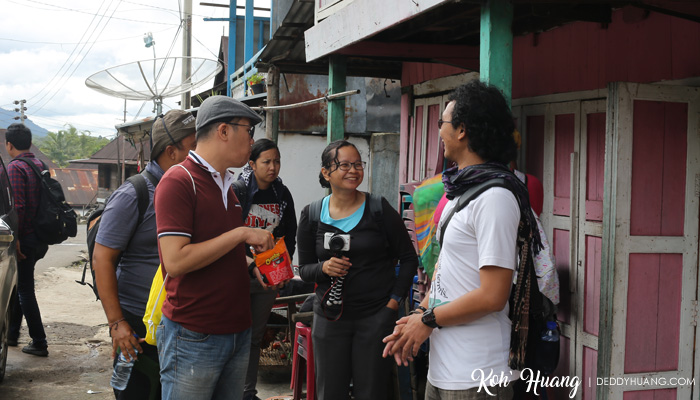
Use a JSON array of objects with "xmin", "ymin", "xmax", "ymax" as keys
[{"xmin": 85, "ymin": 57, "xmax": 222, "ymax": 114}]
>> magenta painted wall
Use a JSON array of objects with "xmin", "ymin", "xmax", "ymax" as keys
[
  {"xmin": 553, "ymin": 114, "xmax": 575, "ymax": 216},
  {"xmin": 512, "ymin": 11, "xmax": 700, "ymax": 99},
  {"xmin": 586, "ymin": 113, "xmax": 606, "ymax": 222},
  {"xmin": 622, "ymin": 388, "xmax": 677, "ymax": 400},
  {"xmin": 584, "ymin": 236, "xmax": 602, "ymax": 336},
  {"xmin": 625, "ymin": 253, "xmax": 682, "ymax": 374},
  {"xmin": 630, "ymin": 100, "xmax": 688, "ymax": 237}
]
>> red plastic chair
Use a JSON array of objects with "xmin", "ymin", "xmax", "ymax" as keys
[{"xmin": 291, "ymin": 322, "xmax": 315, "ymax": 400}]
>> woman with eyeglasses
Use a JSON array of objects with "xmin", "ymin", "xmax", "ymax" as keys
[
  {"xmin": 232, "ymin": 138, "xmax": 297, "ymax": 400},
  {"xmin": 296, "ymin": 140, "xmax": 418, "ymax": 400}
]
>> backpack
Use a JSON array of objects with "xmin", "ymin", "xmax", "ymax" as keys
[
  {"xmin": 16, "ymin": 158, "xmax": 78, "ymax": 245},
  {"xmin": 438, "ymin": 178, "xmax": 559, "ymax": 375},
  {"xmin": 77, "ymin": 171, "xmax": 158, "ymax": 300}
]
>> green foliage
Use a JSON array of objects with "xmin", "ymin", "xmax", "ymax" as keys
[
  {"xmin": 36, "ymin": 124, "xmax": 110, "ymax": 168},
  {"xmin": 248, "ymin": 73, "xmax": 264, "ymax": 85}
]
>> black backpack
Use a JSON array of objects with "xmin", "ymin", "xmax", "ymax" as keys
[
  {"xmin": 17, "ymin": 158, "xmax": 77, "ymax": 245},
  {"xmin": 438, "ymin": 179, "xmax": 559, "ymax": 376},
  {"xmin": 77, "ymin": 171, "xmax": 157, "ymax": 300}
]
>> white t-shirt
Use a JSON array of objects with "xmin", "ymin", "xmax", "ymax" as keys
[{"xmin": 428, "ymin": 187, "xmax": 520, "ymax": 390}]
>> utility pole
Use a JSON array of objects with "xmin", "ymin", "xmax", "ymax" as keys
[
  {"xmin": 181, "ymin": 0, "xmax": 193, "ymax": 109},
  {"xmin": 13, "ymin": 99, "xmax": 27, "ymax": 124}
]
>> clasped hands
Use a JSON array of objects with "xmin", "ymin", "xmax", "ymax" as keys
[{"xmin": 382, "ymin": 311, "xmax": 433, "ymax": 366}]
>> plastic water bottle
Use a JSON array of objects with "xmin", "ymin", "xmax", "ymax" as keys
[
  {"xmin": 542, "ymin": 321, "xmax": 559, "ymax": 342},
  {"xmin": 111, "ymin": 346, "xmax": 138, "ymax": 391}
]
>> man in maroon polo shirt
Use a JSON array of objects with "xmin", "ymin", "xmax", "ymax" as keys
[{"xmin": 154, "ymin": 96, "xmax": 274, "ymax": 400}]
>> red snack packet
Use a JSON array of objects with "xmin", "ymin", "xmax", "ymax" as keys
[{"xmin": 254, "ymin": 237, "xmax": 293, "ymax": 285}]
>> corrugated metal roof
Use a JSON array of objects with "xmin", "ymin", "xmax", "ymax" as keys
[
  {"xmin": 90, "ymin": 136, "xmax": 149, "ymax": 163},
  {"xmin": 52, "ymin": 168, "xmax": 98, "ymax": 206}
]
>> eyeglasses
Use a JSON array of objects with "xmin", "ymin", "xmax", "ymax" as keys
[
  {"xmin": 333, "ymin": 161, "xmax": 366, "ymax": 171},
  {"xmin": 438, "ymin": 119, "xmax": 453, "ymax": 129},
  {"xmin": 226, "ymin": 122, "xmax": 255, "ymax": 138}
]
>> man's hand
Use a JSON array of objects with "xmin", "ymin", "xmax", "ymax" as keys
[
  {"xmin": 110, "ymin": 320, "xmax": 142, "ymax": 361},
  {"xmin": 245, "ymin": 228, "xmax": 274, "ymax": 253},
  {"xmin": 382, "ymin": 313, "xmax": 433, "ymax": 366}
]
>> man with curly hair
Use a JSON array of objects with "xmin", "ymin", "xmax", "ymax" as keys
[{"xmin": 384, "ymin": 80, "xmax": 540, "ymax": 399}]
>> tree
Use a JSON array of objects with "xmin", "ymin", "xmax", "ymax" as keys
[{"xmin": 37, "ymin": 124, "xmax": 109, "ymax": 167}]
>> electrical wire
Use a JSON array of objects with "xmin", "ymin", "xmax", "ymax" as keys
[
  {"xmin": 0, "ymin": 26, "xmax": 177, "ymax": 45},
  {"xmin": 33, "ymin": 0, "xmax": 124, "ymax": 114},
  {"xmin": 12, "ymin": 0, "xmax": 178, "ymax": 26}
]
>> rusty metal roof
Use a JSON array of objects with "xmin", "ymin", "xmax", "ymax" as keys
[
  {"xmin": 52, "ymin": 168, "xmax": 98, "ymax": 206},
  {"xmin": 89, "ymin": 136, "xmax": 150, "ymax": 163}
]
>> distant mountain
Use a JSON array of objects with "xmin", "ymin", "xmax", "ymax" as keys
[{"xmin": 0, "ymin": 108, "xmax": 49, "ymax": 137}]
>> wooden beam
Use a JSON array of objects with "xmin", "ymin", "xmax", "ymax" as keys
[
  {"xmin": 480, "ymin": 0, "xmax": 513, "ymax": 107},
  {"xmin": 327, "ymin": 55, "xmax": 347, "ymax": 143},
  {"xmin": 305, "ymin": 0, "xmax": 449, "ymax": 62},
  {"xmin": 336, "ymin": 41, "xmax": 479, "ymax": 61}
]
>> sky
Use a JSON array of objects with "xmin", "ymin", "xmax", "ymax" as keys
[{"xmin": 0, "ymin": 0, "xmax": 270, "ymax": 138}]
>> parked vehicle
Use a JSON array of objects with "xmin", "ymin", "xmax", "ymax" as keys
[{"xmin": 0, "ymin": 156, "xmax": 19, "ymax": 383}]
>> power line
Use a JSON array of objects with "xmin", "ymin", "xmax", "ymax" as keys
[
  {"xmin": 33, "ymin": 0, "xmax": 124, "ymax": 113},
  {"xmin": 13, "ymin": 0, "xmax": 178, "ymax": 26},
  {"xmin": 0, "ymin": 26, "xmax": 177, "ymax": 45}
]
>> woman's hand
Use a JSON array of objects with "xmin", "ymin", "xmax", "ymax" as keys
[{"xmin": 322, "ymin": 256, "xmax": 351, "ymax": 277}]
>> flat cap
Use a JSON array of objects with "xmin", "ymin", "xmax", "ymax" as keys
[
  {"xmin": 151, "ymin": 109, "xmax": 196, "ymax": 159},
  {"xmin": 195, "ymin": 95, "xmax": 263, "ymax": 131}
]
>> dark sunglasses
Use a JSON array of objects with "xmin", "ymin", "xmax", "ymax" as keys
[
  {"xmin": 226, "ymin": 122, "xmax": 255, "ymax": 138},
  {"xmin": 438, "ymin": 119, "xmax": 453, "ymax": 129}
]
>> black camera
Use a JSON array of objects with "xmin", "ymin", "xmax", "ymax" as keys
[{"xmin": 323, "ymin": 232, "xmax": 351, "ymax": 253}]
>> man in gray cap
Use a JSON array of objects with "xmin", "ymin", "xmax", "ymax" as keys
[
  {"xmin": 93, "ymin": 109, "xmax": 197, "ymax": 400},
  {"xmin": 154, "ymin": 96, "xmax": 274, "ymax": 400}
]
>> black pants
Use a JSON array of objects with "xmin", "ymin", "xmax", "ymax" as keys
[
  {"xmin": 113, "ymin": 309, "xmax": 161, "ymax": 400},
  {"xmin": 312, "ymin": 306, "xmax": 397, "ymax": 400},
  {"xmin": 9, "ymin": 234, "xmax": 48, "ymax": 345}
]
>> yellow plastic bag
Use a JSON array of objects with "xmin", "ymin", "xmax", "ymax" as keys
[{"xmin": 142, "ymin": 265, "xmax": 167, "ymax": 346}]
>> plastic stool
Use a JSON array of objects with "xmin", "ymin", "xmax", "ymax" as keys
[{"xmin": 291, "ymin": 322, "xmax": 315, "ymax": 400}]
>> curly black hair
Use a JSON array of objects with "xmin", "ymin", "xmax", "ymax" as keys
[
  {"xmin": 447, "ymin": 81, "xmax": 516, "ymax": 164},
  {"xmin": 318, "ymin": 140, "xmax": 358, "ymax": 188}
]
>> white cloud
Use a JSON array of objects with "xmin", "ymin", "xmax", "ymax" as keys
[{"xmin": 0, "ymin": 0, "xmax": 270, "ymax": 137}]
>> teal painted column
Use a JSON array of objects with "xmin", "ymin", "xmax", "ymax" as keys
[
  {"xmin": 327, "ymin": 55, "xmax": 346, "ymax": 144},
  {"xmin": 480, "ymin": 0, "xmax": 513, "ymax": 107}
]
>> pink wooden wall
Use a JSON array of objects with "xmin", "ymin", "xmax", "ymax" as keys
[
  {"xmin": 399, "ymin": 93, "xmax": 410, "ymax": 184},
  {"xmin": 583, "ymin": 346, "xmax": 598, "ymax": 400},
  {"xmin": 586, "ymin": 113, "xmax": 606, "ymax": 221},
  {"xmin": 623, "ymin": 389, "xmax": 677, "ymax": 400},
  {"xmin": 625, "ymin": 253, "xmax": 683, "ymax": 374},
  {"xmin": 525, "ymin": 115, "xmax": 545, "ymax": 181},
  {"xmin": 553, "ymin": 228, "xmax": 571, "ymax": 324},
  {"xmin": 425, "ymin": 104, "xmax": 442, "ymax": 178},
  {"xmin": 630, "ymin": 101, "xmax": 687, "ymax": 237},
  {"xmin": 413, "ymin": 105, "xmax": 424, "ymax": 182},
  {"xmin": 401, "ymin": 62, "xmax": 468, "ymax": 88},
  {"xmin": 512, "ymin": 11, "xmax": 700, "ymax": 99},
  {"xmin": 553, "ymin": 114, "xmax": 575, "ymax": 216},
  {"xmin": 584, "ymin": 236, "xmax": 602, "ymax": 336}
]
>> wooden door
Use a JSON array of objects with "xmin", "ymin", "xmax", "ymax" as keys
[
  {"xmin": 599, "ymin": 83, "xmax": 700, "ymax": 400},
  {"xmin": 517, "ymin": 96, "xmax": 607, "ymax": 399}
]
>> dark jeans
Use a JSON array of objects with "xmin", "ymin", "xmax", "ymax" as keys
[
  {"xmin": 312, "ymin": 305, "xmax": 397, "ymax": 400},
  {"xmin": 9, "ymin": 234, "xmax": 48, "ymax": 347},
  {"xmin": 113, "ymin": 309, "xmax": 161, "ymax": 400}
]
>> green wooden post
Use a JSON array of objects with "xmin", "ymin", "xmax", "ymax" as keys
[
  {"xmin": 327, "ymin": 55, "xmax": 347, "ymax": 144},
  {"xmin": 480, "ymin": 0, "xmax": 513, "ymax": 107}
]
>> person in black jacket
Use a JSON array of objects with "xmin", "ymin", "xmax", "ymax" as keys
[
  {"xmin": 296, "ymin": 140, "xmax": 418, "ymax": 400},
  {"xmin": 234, "ymin": 139, "xmax": 296, "ymax": 400}
]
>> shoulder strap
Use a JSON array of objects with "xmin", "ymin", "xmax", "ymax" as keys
[
  {"xmin": 232, "ymin": 180, "xmax": 249, "ymax": 218},
  {"xmin": 438, "ymin": 178, "xmax": 508, "ymax": 247},
  {"xmin": 16, "ymin": 157, "xmax": 45, "ymax": 178},
  {"xmin": 141, "ymin": 170, "xmax": 159, "ymax": 187},
  {"xmin": 126, "ymin": 174, "xmax": 150, "ymax": 227}
]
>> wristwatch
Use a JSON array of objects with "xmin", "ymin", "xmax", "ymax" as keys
[{"xmin": 421, "ymin": 307, "xmax": 442, "ymax": 329}]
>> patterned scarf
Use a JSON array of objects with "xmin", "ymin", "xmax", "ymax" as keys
[
  {"xmin": 442, "ymin": 161, "xmax": 542, "ymax": 370},
  {"xmin": 239, "ymin": 164, "xmax": 288, "ymax": 223}
]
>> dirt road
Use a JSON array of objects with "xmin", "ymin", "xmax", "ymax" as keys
[{"xmin": 0, "ymin": 228, "xmax": 293, "ymax": 400}]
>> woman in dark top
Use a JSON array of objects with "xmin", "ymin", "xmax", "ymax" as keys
[
  {"xmin": 296, "ymin": 140, "xmax": 418, "ymax": 400},
  {"xmin": 234, "ymin": 139, "xmax": 296, "ymax": 400}
]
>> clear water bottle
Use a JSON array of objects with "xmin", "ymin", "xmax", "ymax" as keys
[
  {"xmin": 542, "ymin": 320, "xmax": 560, "ymax": 342},
  {"xmin": 111, "ymin": 348, "xmax": 138, "ymax": 391}
]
